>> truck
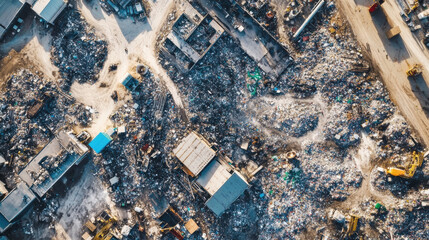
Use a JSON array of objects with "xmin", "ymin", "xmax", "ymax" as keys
[{"xmin": 369, "ymin": 0, "xmax": 401, "ymax": 39}]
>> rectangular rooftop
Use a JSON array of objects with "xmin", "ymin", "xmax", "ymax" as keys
[
  {"xmin": 19, "ymin": 131, "xmax": 89, "ymax": 197},
  {"xmin": 0, "ymin": 182, "xmax": 36, "ymax": 222},
  {"xmin": 173, "ymin": 132, "xmax": 216, "ymax": 176}
]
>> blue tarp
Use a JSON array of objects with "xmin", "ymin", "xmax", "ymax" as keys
[{"xmin": 89, "ymin": 132, "xmax": 112, "ymax": 154}]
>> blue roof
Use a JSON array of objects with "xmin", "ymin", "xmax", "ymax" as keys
[
  {"xmin": 205, "ymin": 172, "xmax": 249, "ymax": 216},
  {"xmin": 89, "ymin": 132, "xmax": 112, "ymax": 154}
]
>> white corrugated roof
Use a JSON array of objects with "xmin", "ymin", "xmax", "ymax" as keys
[
  {"xmin": 196, "ymin": 160, "xmax": 231, "ymax": 195},
  {"xmin": 173, "ymin": 132, "xmax": 215, "ymax": 176},
  {"xmin": 32, "ymin": 0, "xmax": 66, "ymax": 23}
]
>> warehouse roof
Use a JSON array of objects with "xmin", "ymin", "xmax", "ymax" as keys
[
  {"xmin": 32, "ymin": 0, "xmax": 66, "ymax": 24},
  {"xmin": 205, "ymin": 172, "xmax": 249, "ymax": 216},
  {"xmin": 19, "ymin": 131, "xmax": 89, "ymax": 197},
  {"xmin": 89, "ymin": 132, "xmax": 113, "ymax": 154},
  {"xmin": 173, "ymin": 132, "xmax": 216, "ymax": 176},
  {"xmin": 0, "ymin": 182, "xmax": 36, "ymax": 222},
  {"xmin": 196, "ymin": 160, "xmax": 231, "ymax": 195},
  {"xmin": 0, "ymin": 0, "xmax": 25, "ymax": 38}
]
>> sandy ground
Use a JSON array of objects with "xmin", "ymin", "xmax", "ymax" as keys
[
  {"xmin": 72, "ymin": 0, "xmax": 183, "ymax": 137},
  {"xmin": 336, "ymin": 0, "xmax": 429, "ymax": 147},
  {"xmin": 51, "ymin": 164, "xmax": 114, "ymax": 240}
]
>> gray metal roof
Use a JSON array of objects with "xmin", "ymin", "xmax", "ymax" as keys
[
  {"xmin": 173, "ymin": 132, "xmax": 216, "ymax": 176},
  {"xmin": 0, "ymin": 0, "xmax": 24, "ymax": 38},
  {"xmin": 32, "ymin": 0, "xmax": 66, "ymax": 24},
  {"xmin": 205, "ymin": 172, "xmax": 249, "ymax": 216},
  {"xmin": 196, "ymin": 160, "xmax": 231, "ymax": 195},
  {"xmin": 0, "ymin": 182, "xmax": 36, "ymax": 222},
  {"xmin": 19, "ymin": 131, "xmax": 89, "ymax": 197}
]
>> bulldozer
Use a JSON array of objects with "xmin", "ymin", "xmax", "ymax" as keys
[
  {"xmin": 406, "ymin": 64, "xmax": 423, "ymax": 77},
  {"xmin": 386, "ymin": 151, "xmax": 424, "ymax": 178}
]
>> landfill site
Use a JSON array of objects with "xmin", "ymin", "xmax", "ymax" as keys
[{"xmin": 0, "ymin": 0, "xmax": 429, "ymax": 239}]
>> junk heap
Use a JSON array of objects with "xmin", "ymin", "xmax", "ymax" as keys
[
  {"xmin": 51, "ymin": 8, "xmax": 108, "ymax": 91},
  {"xmin": 0, "ymin": 69, "xmax": 92, "ymax": 189},
  {"xmin": 157, "ymin": 2, "xmax": 427, "ymax": 239}
]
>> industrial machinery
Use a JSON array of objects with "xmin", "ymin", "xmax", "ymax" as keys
[
  {"xmin": 346, "ymin": 215, "xmax": 359, "ymax": 236},
  {"xmin": 84, "ymin": 211, "xmax": 117, "ymax": 240},
  {"xmin": 386, "ymin": 151, "xmax": 424, "ymax": 178},
  {"xmin": 369, "ymin": 0, "xmax": 384, "ymax": 14},
  {"xmin": 409, "ymin": 0, "xmax": 419, "ymax": 13},
  {"xmin": 406, "ymin": 64, "xmax": 423, "ymax": 77}
]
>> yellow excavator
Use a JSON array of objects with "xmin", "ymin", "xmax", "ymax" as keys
[
  {"xmin": 346, "ymin": 215, "xmax": 359, "ymax": 236},
  {"xmin": 386, "ymin": 151, "xmax": 423, "ymax": 178},
  {"xmin": 406, "ymin": 64, "xmax": 423, "ymax": 77},
  {"xmin": 93, "ymin": 213, "xmax": 117, "ymax": 240}
]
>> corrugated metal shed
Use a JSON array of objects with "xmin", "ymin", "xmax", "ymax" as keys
[
  {"xmin": 0, "ymin": 182, "xmax": 36, "ymax": 222},
  {"xmin": 0, "ymin": 0, "xmax": 24, "ymax": 38},
  {"xmin": 89, "ymin": 132, "xmax": 112, "ymax": 154},
  {"xmin": 173, "ymin": 132, "xmax": 216, "ymax": 176},
  {"xmin": 19, "ymin": 131, "xmax": 89, "ymax": 197},
  {"xmin": 196, "ymin": 160, "xmax": 231, "ymax": 195},
  {"xmin": 32, "ymin": 0, "xmax": 66, "ymax": 24},
  {"xmin": 205, "ymin": 172, "xmax": 249, "ymax": 216}
]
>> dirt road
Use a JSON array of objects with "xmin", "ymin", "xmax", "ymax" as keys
[
  {"xmin": 72, "ymin": 0, "xmax": 183, "ymax": 136},
  {"xmin": 337, "ymin": 0, "xmax": 429, "ymax": 147}
]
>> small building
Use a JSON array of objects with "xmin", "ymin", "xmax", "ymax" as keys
[
  {"xmin": 0, "ymin": 182, "xmax": 36, "ymax": 233},
  {"xmin": 172, "ymin": 132, "xmax": 216, "ymax": 177},
  {"xmin": 31, "ymin": 0, "xmax": 66, "ymax": 24},
  {"xmin": 19, "ymin": 131, "xmax": 89, "ymax": 197},
  {"xmin": 158, "ymin": 206, "xmax": 182, "ymax": 229},
  {"xmin": 184, "ymin": 219, "xmax": 199, "ymax": 234},
  {"xmin": 121, "ymin": 73, "xmax": 139, "ymax": 92},
  {"xmin": 0, "ymin": 0, "xmax": 25, "ymax": 39},
  {"xmin": 173, "ymin": 132, "xmax": 249, "ymax": 216},
  {"xmin": 204, "ymin": 172, "xmax": 248, "ymax": 216},
  {"xmin": 196, "ymin": 160, "xmax": 249, "ymax": 216},
  {"xmin": 89, "ymin": 132, "xmax": 113, "ymax": 154}
]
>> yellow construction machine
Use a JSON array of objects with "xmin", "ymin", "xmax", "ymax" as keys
[
  {"xmin": 409, "ymin": 0, "xmax": 419, "ymax": 13},
  {"xmin": 93, "ymin": 212, "xmax": 117, "ymax": 240},
  {"xmin": 386, "ymin": 151, "xmax": 423, "ymax": 178},
  {"xmin": 406, "ymin": 64, "xmax": 423, "ymax": 77},
  {"xmin": 346, "ymin": 215, "xmax": 359, "ymax": 236}
]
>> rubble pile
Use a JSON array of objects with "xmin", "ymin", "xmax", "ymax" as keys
[
  {"xmin": 162, "ymin": 34, "xmax": 263, "ymax": 155},
  {"xmin": 255, "ymin": 143, "xmax": 362, "ymax": 238},
  {"xmin": 384, "ymin": 115, "xmax": 412, "ymax": 147},
  {"xmin": 246, "ymin": 97, "xmax": 322, "ymax": 138},
  {"xmin": 51, "ymin": 9, "xmax": 108, "ymax": 91},
  {"xmin": 0, "ymin": 69, "xmax": 92, "ymax": 186},
  {"xmin": 236, "ymin": 0, "xmax": 279, "ymax": 37},
  {"xmin": 187, "ymin": 17, "xmax": 216, "ymax": 54},
  {"xmin": 94, "ymin": 73, "xmax": 185, "ymax": 207},
  {"xmin": 323, "ymin": 103, "xmax": 363, "ymax": 148}
]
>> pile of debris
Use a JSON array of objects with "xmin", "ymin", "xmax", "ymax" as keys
[
  {"xmin": 0, "ymin": 69, "xmax": 92, "ymax": 188},
  {"xmin": 245, "ymin": 97, "xmax": 322, "ymax": 138},
  {"xmin": 98, "ymin": 0, "xmax": 146, "ymax": 20},
  {"xmin": 94, "ymin": 72, "xmax": 185, "ymax": 207},
  {"xmin": 51, "ymin": 8, "xmax": 108, "ymax": 91}
]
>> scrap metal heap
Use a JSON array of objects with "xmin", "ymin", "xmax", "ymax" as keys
[
  {"xmin": 51, "ymin": 8, "xmax": 108, "ymax": 91},
  {"xmin": 0, "ymin": 70, "xmax": 93, "ymax": 188},
  {"xmin": 0, "ymin": 0, "xmax": 428, "ymax": 239}
]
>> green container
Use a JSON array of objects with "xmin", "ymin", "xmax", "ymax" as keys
[{"xmin": 375, "ymin": 203, "xmax": 382, "ymax": 209}]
